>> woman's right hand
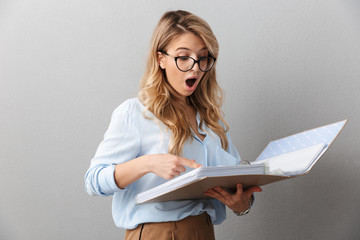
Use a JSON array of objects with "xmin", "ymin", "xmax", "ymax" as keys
[
  {"xmin": 114, "ymin": 154, "xmax": 201, "ymax": 189},
  {"xmin": 145, "ymin": 154, "xmax": 202, "ymax": 179}
]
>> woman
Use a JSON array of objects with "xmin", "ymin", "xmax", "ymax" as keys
[{"xmin": 85, "ymin": 10, "xmax": 262, "ymax": 240}]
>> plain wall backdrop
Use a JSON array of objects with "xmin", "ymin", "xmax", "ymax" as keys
[{"xmin": 1, "ymin": 0, "xmax": 359, "ymax": 239}]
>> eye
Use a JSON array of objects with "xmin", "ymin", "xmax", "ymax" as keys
[{"xmin": 177, "ymin": 56, "xmax": 190, "ymax": 61}]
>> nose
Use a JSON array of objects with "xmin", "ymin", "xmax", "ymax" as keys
[{"xmin": 191, "ymin": 60, "xmax": 201, "ymax": 72}]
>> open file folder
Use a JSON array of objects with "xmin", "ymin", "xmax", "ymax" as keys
[{"xmin": 136, "ymin": 119, "xmax": 348, "ymax": 204}]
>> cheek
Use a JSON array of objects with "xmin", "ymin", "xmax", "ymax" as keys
[
  {"xmin": 166, "ymin": 67, "xmax": 182, "ymax": 83},
  {"xmin": 198, "ymin": 72, "xmax": 206, "ymax": 83}
]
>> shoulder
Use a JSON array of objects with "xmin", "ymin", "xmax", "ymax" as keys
[{"xmin": 112, "ymin": 98, "xmax": 144, "ymax": 118}]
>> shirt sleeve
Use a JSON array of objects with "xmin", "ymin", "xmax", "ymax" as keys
[{"xmin": 85, "ymin": 106, "xmax": 141, "ymax": 196}]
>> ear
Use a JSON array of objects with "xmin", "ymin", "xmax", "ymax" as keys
[{"xmin": 157, "ymin": 52, "xmax": 166, "ymax": 69}]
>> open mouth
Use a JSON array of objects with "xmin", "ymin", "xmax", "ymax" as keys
[{"xmin": 185, "ymin": 78, "xmax": 196, "ymax": 87}]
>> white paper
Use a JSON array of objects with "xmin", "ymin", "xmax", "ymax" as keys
[{"xmin": 252, "ymin": 143, "xmax": 326, "ymax": 176}]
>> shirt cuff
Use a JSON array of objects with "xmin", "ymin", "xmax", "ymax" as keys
[{"xmin": 99, "ymin": 164, "xmax": 124, "ymax": 194}]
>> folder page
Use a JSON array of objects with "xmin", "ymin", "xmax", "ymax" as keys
[{"xmin": 252, "ymin": 143, "xmax": 326, "ymax": 176}]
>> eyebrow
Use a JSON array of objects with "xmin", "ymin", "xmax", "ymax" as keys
[{"xmin": 175, "ymin": 47, "xmax": 208, "ymax": 52}]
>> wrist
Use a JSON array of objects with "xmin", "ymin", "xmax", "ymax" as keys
[
  {"xmin": 141, "ymin": 154, "xmax": 155, "ymax": 174},
  {"xmin": 233, "ymin": 195, "xmax": 254, "ymax": 216}
]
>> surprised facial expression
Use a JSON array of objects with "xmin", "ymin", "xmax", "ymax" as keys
[{"xmin": 158, "ymin": 32, "xmax": 208, "ymax": 99}]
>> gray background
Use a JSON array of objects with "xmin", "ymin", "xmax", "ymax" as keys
[{"xmin": 1, "ymin": 0, "xmax": 359, "ymax": 239}]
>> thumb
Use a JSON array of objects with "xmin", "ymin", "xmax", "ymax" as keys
[{"xmin": 246, "ymin": 186, "xmax": 262, "ymax": 196}]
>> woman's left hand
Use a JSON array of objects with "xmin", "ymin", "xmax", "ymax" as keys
[{"xmin": 204, "ymin": 183, "xmax": 262, "ymax": 213}]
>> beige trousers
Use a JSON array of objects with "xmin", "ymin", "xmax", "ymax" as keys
[{"xmin": 125, "ymin": 212, "xmax": 215, "ymax": 240}]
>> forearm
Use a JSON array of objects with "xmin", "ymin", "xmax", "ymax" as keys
[
  {"xmin": 114, "ymin": 155, "xmax": 150, "ymax": 189},
  {"xmin": 114, "ymin": 154, "xmax": 201, "ymax": 189},
  {"xmin": 85, "ymin": 156, "xmax": 150, "ymax": 196}
]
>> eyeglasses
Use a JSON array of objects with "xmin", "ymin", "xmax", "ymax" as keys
[{"xmin": 161, "ymin": 52, "xmax": 216, "ymax": 72}]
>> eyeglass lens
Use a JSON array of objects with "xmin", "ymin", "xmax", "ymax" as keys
[{"xmin": 176, "ymin": 57, "xmax": 214, "ymax": 72}]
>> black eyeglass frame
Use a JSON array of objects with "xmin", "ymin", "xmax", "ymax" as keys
[{"xmin": 161, "ymin": 52, "xmax": 216, "ymax": 72}]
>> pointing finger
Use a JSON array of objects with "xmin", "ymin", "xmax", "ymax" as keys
[{"xmin": 179, "ymin": 158, "xmax": 202, "ymax": 169}]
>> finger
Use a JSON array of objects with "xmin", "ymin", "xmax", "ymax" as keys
[
  {"xmin": 210, "ymin": 187, "xmax": 233, "ymax": 204},
  {"xmin": 244, "ymin": 186, "xmax": 262, "ymax": 198},
  {"xmin": 213, "ymin": 187, "xmax": 232, "ymax": 198},
  {"xmin": 163, "ymin": 173, "xmax": 176, "ymax": 180},
  {"xmin": 204, "ymin": 192, "xmax": 219, "ymax": 200},
  {"xmin": 167, "ymin": 164, "xmax": 184, "ymax": 177},
  {"xmin": 204, "ymin": 189, "xmax": 227, "ymax": 202},
  {"xmin": 174, "ymin": 164, "xmax": 186, "ymax": 173},
  {"xmin": 232, "ymin": 183, "xmax": 244, "ymax": 199},
  {"xmin": 247, "ymin": 186, "xmax": 262, "ymax": 193},
  {"xmin": 236, "ymin": 183, "xmax": 244, "ymax": 194},
  {"xmin": 204, "ymin": 191, "xmax": 216, "ymax": 198},
  {"xmin": 179, "ymin": 158, "xmax": 202, "ymax": 169}
]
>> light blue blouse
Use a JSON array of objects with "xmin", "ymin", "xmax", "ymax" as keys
[{"xmin": 85, "ymin": 98, "xmax": 241, "ymax": 229}]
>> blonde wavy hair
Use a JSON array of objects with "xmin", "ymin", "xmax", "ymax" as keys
[{"xmin": 138, "ymin": 10, "xmax": 229, "ymax": 155}]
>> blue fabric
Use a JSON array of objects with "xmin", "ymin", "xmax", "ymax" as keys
[{"xmin": 85, "ymin": 98, "xmax": 241, "ymax": 229}]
